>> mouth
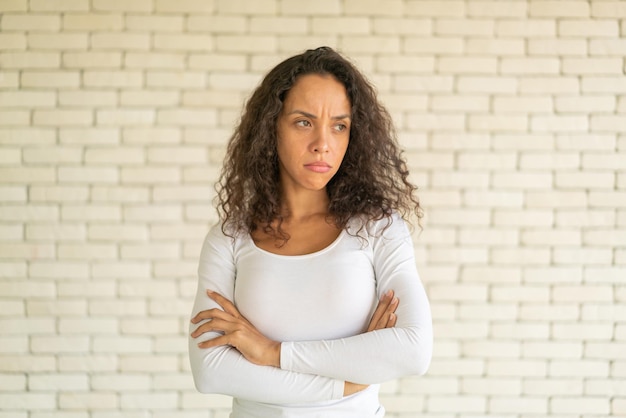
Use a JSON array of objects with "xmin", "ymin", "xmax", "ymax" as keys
[{"xmin": 304, "ymin": 162, "xmax": 332, "ymax": 173}]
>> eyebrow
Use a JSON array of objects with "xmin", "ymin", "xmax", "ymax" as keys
[{"xmin": 288, "ymin": 109, "xmax": 351, "ymax": 120}]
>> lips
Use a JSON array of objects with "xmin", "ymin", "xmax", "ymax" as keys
[{"xmin": 304, "ymin": 161, "xmax": 332, "ymax": 173}]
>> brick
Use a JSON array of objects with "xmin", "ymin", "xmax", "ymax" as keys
[
  {"xmin": 0, "ymin": 71, "xmax": 19, "ymax": 88},
  {"xmin": 429, "ymin": 284, "xmax": 488, "ymax": 302},
  {"xmin": 30, "ymin": 0, "xmax": 88, "ymax": 11},
  {"xmin": 430, "ymin": 95, "xmax": 489, "ymax": 112},
  {"xmin": 0, "ymin": 355, "xmax": 55, "ymax": 372},
  {"xmin": 84, "ymin": 71, "xmax": 143, "ymax": 88},
  {"xmin": 393, "ymin": 75, "xmax": 453, "ymax": 93},
  {"xmin": 589, "ymin": 191, "xmax": 626, "ymax": 207},
  {"xmin": 123, "ymin": 205, "xmax": 182, "ymax": 222},
  {"xmin": 584, "ymin": 267, "xmax": 626, "ymax": 284},
  {"xmin": 0, "ymin": 52, "xmax": 60, "ymax": 68},
  {"xmin": 97, "ymin": 109, "xmax": 155, "ymax": 126},
  {"xmin": 592, "ymin": 1, "xmax": 626, "ymax": 17},
  {"xmin": 249, "ymin": 17, "xmax": 308, "ymax": 34},
  {"xmin": 29, "ymin": 373, "xmax": 89, "ymax": 390},
  {"xmin": 551, "ymin": 397, "xmax": 610, "ymax": 414},
  {"xmin": 553, "ymin": 323, "xmax": 613, "ymax": 340},
  {"xmin": 584, "ymin": 229, "xmax": 626, "ymax": 246},
  {"xmin": 406, "ymin": 113, "xmax": 464, "ymax": 131},
  {"xmin": 59, "ymin": 128, "xmax": 117, "ymax": 147},
  {"xmin": 0, "ymin": 33, "xmax": 26, "ymax": 50},
  {"xmin": 430, "ymin": 172, "xmax": 489, "ymax": 189},
  {"xmin": 428, "ymin": 205, "xmax": 490, "ymax": 226},
  {"xmin": 91, "ymin": 374, "xmax": 151, "ymax": 391},
  {"xmin": 92, "ymin": 33, "xmax": 150, "ymax": 51},
  {"xmin": 582, "ymin": 76, "xmax": 626, "ymax": 93},
  {"xmin": 27, "ymin": 33, "xmax": 88, "ymax": 50},
  {"xmin": 0, "ymin": 0, "xmax": 27, "ymax": 11},
  {"xmin": 156, "ymin": 0, "xmax": 215, "ymax": 12},
  {"xmin": 373, "ymin": 18, "xmax": 429, "ymax": 36},
  {"xmin": 524, "ymin": 378, "xmax": 583, "ymax": 395},
  {"xmin": 59, "ymin": 393, "xmax": 118, "ymax": 410},
  {"xmin": 428, "ymin": 395, "xmax": 486, "ymax": 413},
  {"xmin": 490, "ymin": 397, "xmax": 547, "ymax": 414},
  {"xmin": 0, "ymin": 91, "xmax": 55, "ymax": 108},
  {"xmin": 29, "ymin": 186, "xmax": 88, "ymax": 202},
  {"xmin": 496, "ymin": 19, "xmax": 556, "ymax": 37},
  {"xmin": 436, "ymin": 19, "xmax": 495, "ymax": 36},
  {"xmin": 556, "ymin": 133, "xmax": 615, "ymax": 150},
  {"xmin": 63, "ymin": 52, "xmax": 122, "ymax": 68},
  {"xmin": 88, "ymin": 225, "xmax": 147, "ymax": 241},
  {"xmin": 0, "ymin": 110, "xmax": 29, "ymax": 125},
  {"xmin": 119, "ymin": 354, "xmax": 178, "ymax": 372},
  {"xmin": 90, "ymin": 300, "xmax": 146, "ymax": 316},
  {"xmin": 555, "ymin": 172, "xmax": 614, "ymax": 189},
  {"xmin": 92, "ymin": 336, "xmax": 152, "ymax": 353},
  {"xmin": 458, "ymin": 76, "xmax": 517, "ymax": 94},
  {"xmin": 0, "ymin": 261, "xmax": 26, "ymax": 278},
  {"xmin": 459, "ymin": 152, "xmax": 517, "ymax": 170},
  {"xmin": 57, "ymin": 243, "xmax": 117, "ymax": 260},
  {"xmin": 519, "ymin": 302, "xmax": 580, "ymax": 322},
  {"xmin": 0, "ymin": 373, "xmax": 26, "ymax": 390},
  {"xmin": 187, "ymin": 15, "xmax": 246, "ymax": 33},
  {"xmin": 91, "ymin": 186, "xmax": 150, "ymax": 203},
  {"xmin": 157, "ymin": 109, "xmax": 217, "ymax": 126},
  {"xmin": 438, "ymin": 57, "xmax": 497, "ymax": 74},
  {"xmin": 0, "ymin": 185, "xmax": 28, "ymax": 203},
  {"xmin": 0, "ymin": 393, "xmax": 56, "ymax": 410},
  {"xmin": 528, "ymin": 39, "xmax": 587, "ymax": 56},
  {"xmin": 586, "ymin": 342, "xmax": 626, "ymax": 360},
  {"xmin": 494, "ymin": 172, "xmax": 553, "ymax": 190},
  {"xmin": 58, "ymin": 167, "xmax": 118, "ymax": 184},
  {"xmin": 556, "ymin": 95, "xmax": 616, "ymax": 112},
  {"xmin": 31, "ymin": 336, "xmax": 90, "ymax": 353},
  {"xmin": 26, "ymin": 225, "xmax": 86, "ymax": 241},
  {"xmin": 461, "ymin": 266, "xmax": 521, "ymax": 284},
  {"xmin": 592, "ymin": 115, "xmax": 626, "ymax": 132},
  {"xmin": 461, "ymin": 378, "xmax": 520, "ymax": 395},
  {"xmin": 404, "ymin": 37, "xmax": 464, "ymax": 54},
  {"xmin": 0, "ymin": 167, "xmax": 55, "ymax": 184},
  {"xmin": 522, "ymin": 229, "xmax": 581, "ymax": 246},
  {"xmin": 523, "ymin": 341, "xmax": 583, "ymax": 359},
  {"xmin": 530, "ymin": 1, "xmax": 590, "ymax": 17},
  {"xmin": 188, "ymin": 53, "xmax": 246, "ymax": 71},
  {"xmin": 146, "ymin": 71, "xmax": 205, "ymax": 88},
  {"xmin": 34, "ymin": 110, "xmax": 93, "ymax": 126},
  {"xmin": 556, "ymin": 209, "xmax": 615, "ymax": 227},
  {"xmin": 559, "ymin": 20, "xmax": 619, "ymax": 37},
  {"xmin": 153, "ymin": 34, "xmax": 213, "ymax": 52},
  {"xmin": 27, "ymin": 300, "xmax": 87, "ymax": 316},
  {"xmin": 1, "ymin": 14, "xmax": 60, "ymax": 31},
  {"xmin": 125, "ymin": 53, "xmax": 185, "ymax": 70},
  {"xmin": 63, "ymin": 13, "xmax": 123, "ymax": 30},
  {"xmin": 564, "ymin": 57, "xmax": 623, "ymax": 75},
  {"xmin": 466, "ymin": 39, "xmax": 525, "ymax": 55},
  {"xmin": 59, "ymin": 90, "xmax": 117, "ymax": 107},
  {"xmin": 590, "ymin": 39, "xmax": 626, "ymax": 56},
  {"xmin": 216, "ymin": 35, "xmax": 276, "ymax": 53},
  {"xmin": 487, "ymin": 359, "xmax": 547, "ymax": 376},
  {"xmin": 91, "ymin": 261, "xmax": 150, "ymax": 279},
  {"xmin": 405, "ymin": 0, "xmax": 465, "ymax": 17},
  {"xmin": 501, "ymin": 57, "xmax": 560, "ymax": 75},
  {"xmin": 120, "ymin": 243, "xmax": 179, "ymax": 260},
  {"xmin": 93, "ymin": 0, "xmax": 152, "ymax": 11},
  {"xmin": 57, "ymin": 282, "xmax": 116, "ymax": 298}
]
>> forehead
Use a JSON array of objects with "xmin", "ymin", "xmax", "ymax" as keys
[{"xmin": 282, "ymin": 74, "xmax": 350, "ymax": 110}]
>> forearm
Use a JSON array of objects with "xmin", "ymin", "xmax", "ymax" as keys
[
  {"xmin": 280, "ymin": 324, "xmax": 432, "ymax": 384},
  {"xmin": 189, "ymin": 337, "xmax": 344, "ymax": 403}
]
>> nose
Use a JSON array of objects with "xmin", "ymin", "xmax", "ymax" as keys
[{"xmin": 311, "ymin": 127, "xmax": 330, "ymax": 153}]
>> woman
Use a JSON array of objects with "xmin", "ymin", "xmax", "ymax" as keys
[{"xmin": 189, "ymin": 46, "xmax": 433, "ymax": 417}]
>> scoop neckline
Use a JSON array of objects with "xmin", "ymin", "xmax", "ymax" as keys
[{"xmin": 247, "ymin": 228, "xmax": 347, "ymax": 259}]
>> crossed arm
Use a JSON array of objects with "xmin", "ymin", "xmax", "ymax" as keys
[{"xmin": 191, "ymin": 288, "xmax": 400, "ymax": 396}]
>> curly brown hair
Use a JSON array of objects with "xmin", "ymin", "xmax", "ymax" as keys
[{"xmin": 216, "ymin": 46, "xmax": 421, "ymax": 240}]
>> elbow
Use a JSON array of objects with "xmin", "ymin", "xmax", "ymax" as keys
[{"xmin": 405, "ymin": 326, "xmax": 433, "ymax": 377}]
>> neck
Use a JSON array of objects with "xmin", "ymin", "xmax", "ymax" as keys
[{"xmin": 280, "ymin": 188, "xmax": 330, "ymax": 221}]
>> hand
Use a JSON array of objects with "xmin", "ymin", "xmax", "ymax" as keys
[
  {"xmin": 367, "ymin": 289, "xmax": 399, "ymax": 332},
  {"xmin": 344, "ymin": 290, "xmax": 399, "ymax": 397},
  {"xmin": 190, "ymin": 290, "xmax": 281, "ymax": 367}
]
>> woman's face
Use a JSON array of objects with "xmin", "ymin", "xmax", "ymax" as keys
[{"xmin": 276, "ymin": 73, "xmax": 351, "ymax": 195}]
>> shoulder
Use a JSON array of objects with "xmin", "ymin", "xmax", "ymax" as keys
[{"xmin": 347, "ymin": 211, "xmax": 412, "ymax": 242}]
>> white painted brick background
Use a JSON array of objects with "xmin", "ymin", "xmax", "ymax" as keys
[{"xmin": 0, "ymin": 0, "xmax": 624, "ymax": 416}]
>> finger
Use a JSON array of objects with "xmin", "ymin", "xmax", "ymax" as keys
[
  {"xmin": 197, "ymin": 333, "xmax": 232, "ymax": 349},
  {"xmin": 367, "ymin": 290, "xmax": 394, "ymax": 332},
  {"xmin": 388, "ymin": 312, "xmax": 397, "ymax": 328},
  {"xmin": 190, "ymin": 316, "xmax": 236, "ymax": 338},
  {"xmin": 191, "ymin": 307, "xmax": 233, "ymax": 324},
  {"xmin": 371, "ymin": 296, "xmax": 399, "ymax": 331},
  {"xmin": 207, "ymin": 290, "xmax": 241, "ymax": 318}
]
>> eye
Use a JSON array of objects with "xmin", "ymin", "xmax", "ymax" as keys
[
  {"xmin": 295, "ymin": 120, "xmax": 311, "ymax": 128},
  {"xmin": 334, "ymin": 123, "xmax": 348, "ymax": 132}
]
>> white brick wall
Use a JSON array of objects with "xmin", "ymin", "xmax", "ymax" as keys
[{"xmin": 0, "ymin": 0, "xmax": 624, "ymax": 416}]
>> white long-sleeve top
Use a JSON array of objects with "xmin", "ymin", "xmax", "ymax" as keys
[{"xmin": 188, "ymin": 213, "xmax": 433, "ymax": 418}]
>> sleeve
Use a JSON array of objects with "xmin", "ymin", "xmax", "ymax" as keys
[
  {"xmin": 188, "ymin": 224, "xmax": 345, "ymax": 404},
  {"xmin": 279, "ymin": 214, "xmax": 433, "ymax": 384}
]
